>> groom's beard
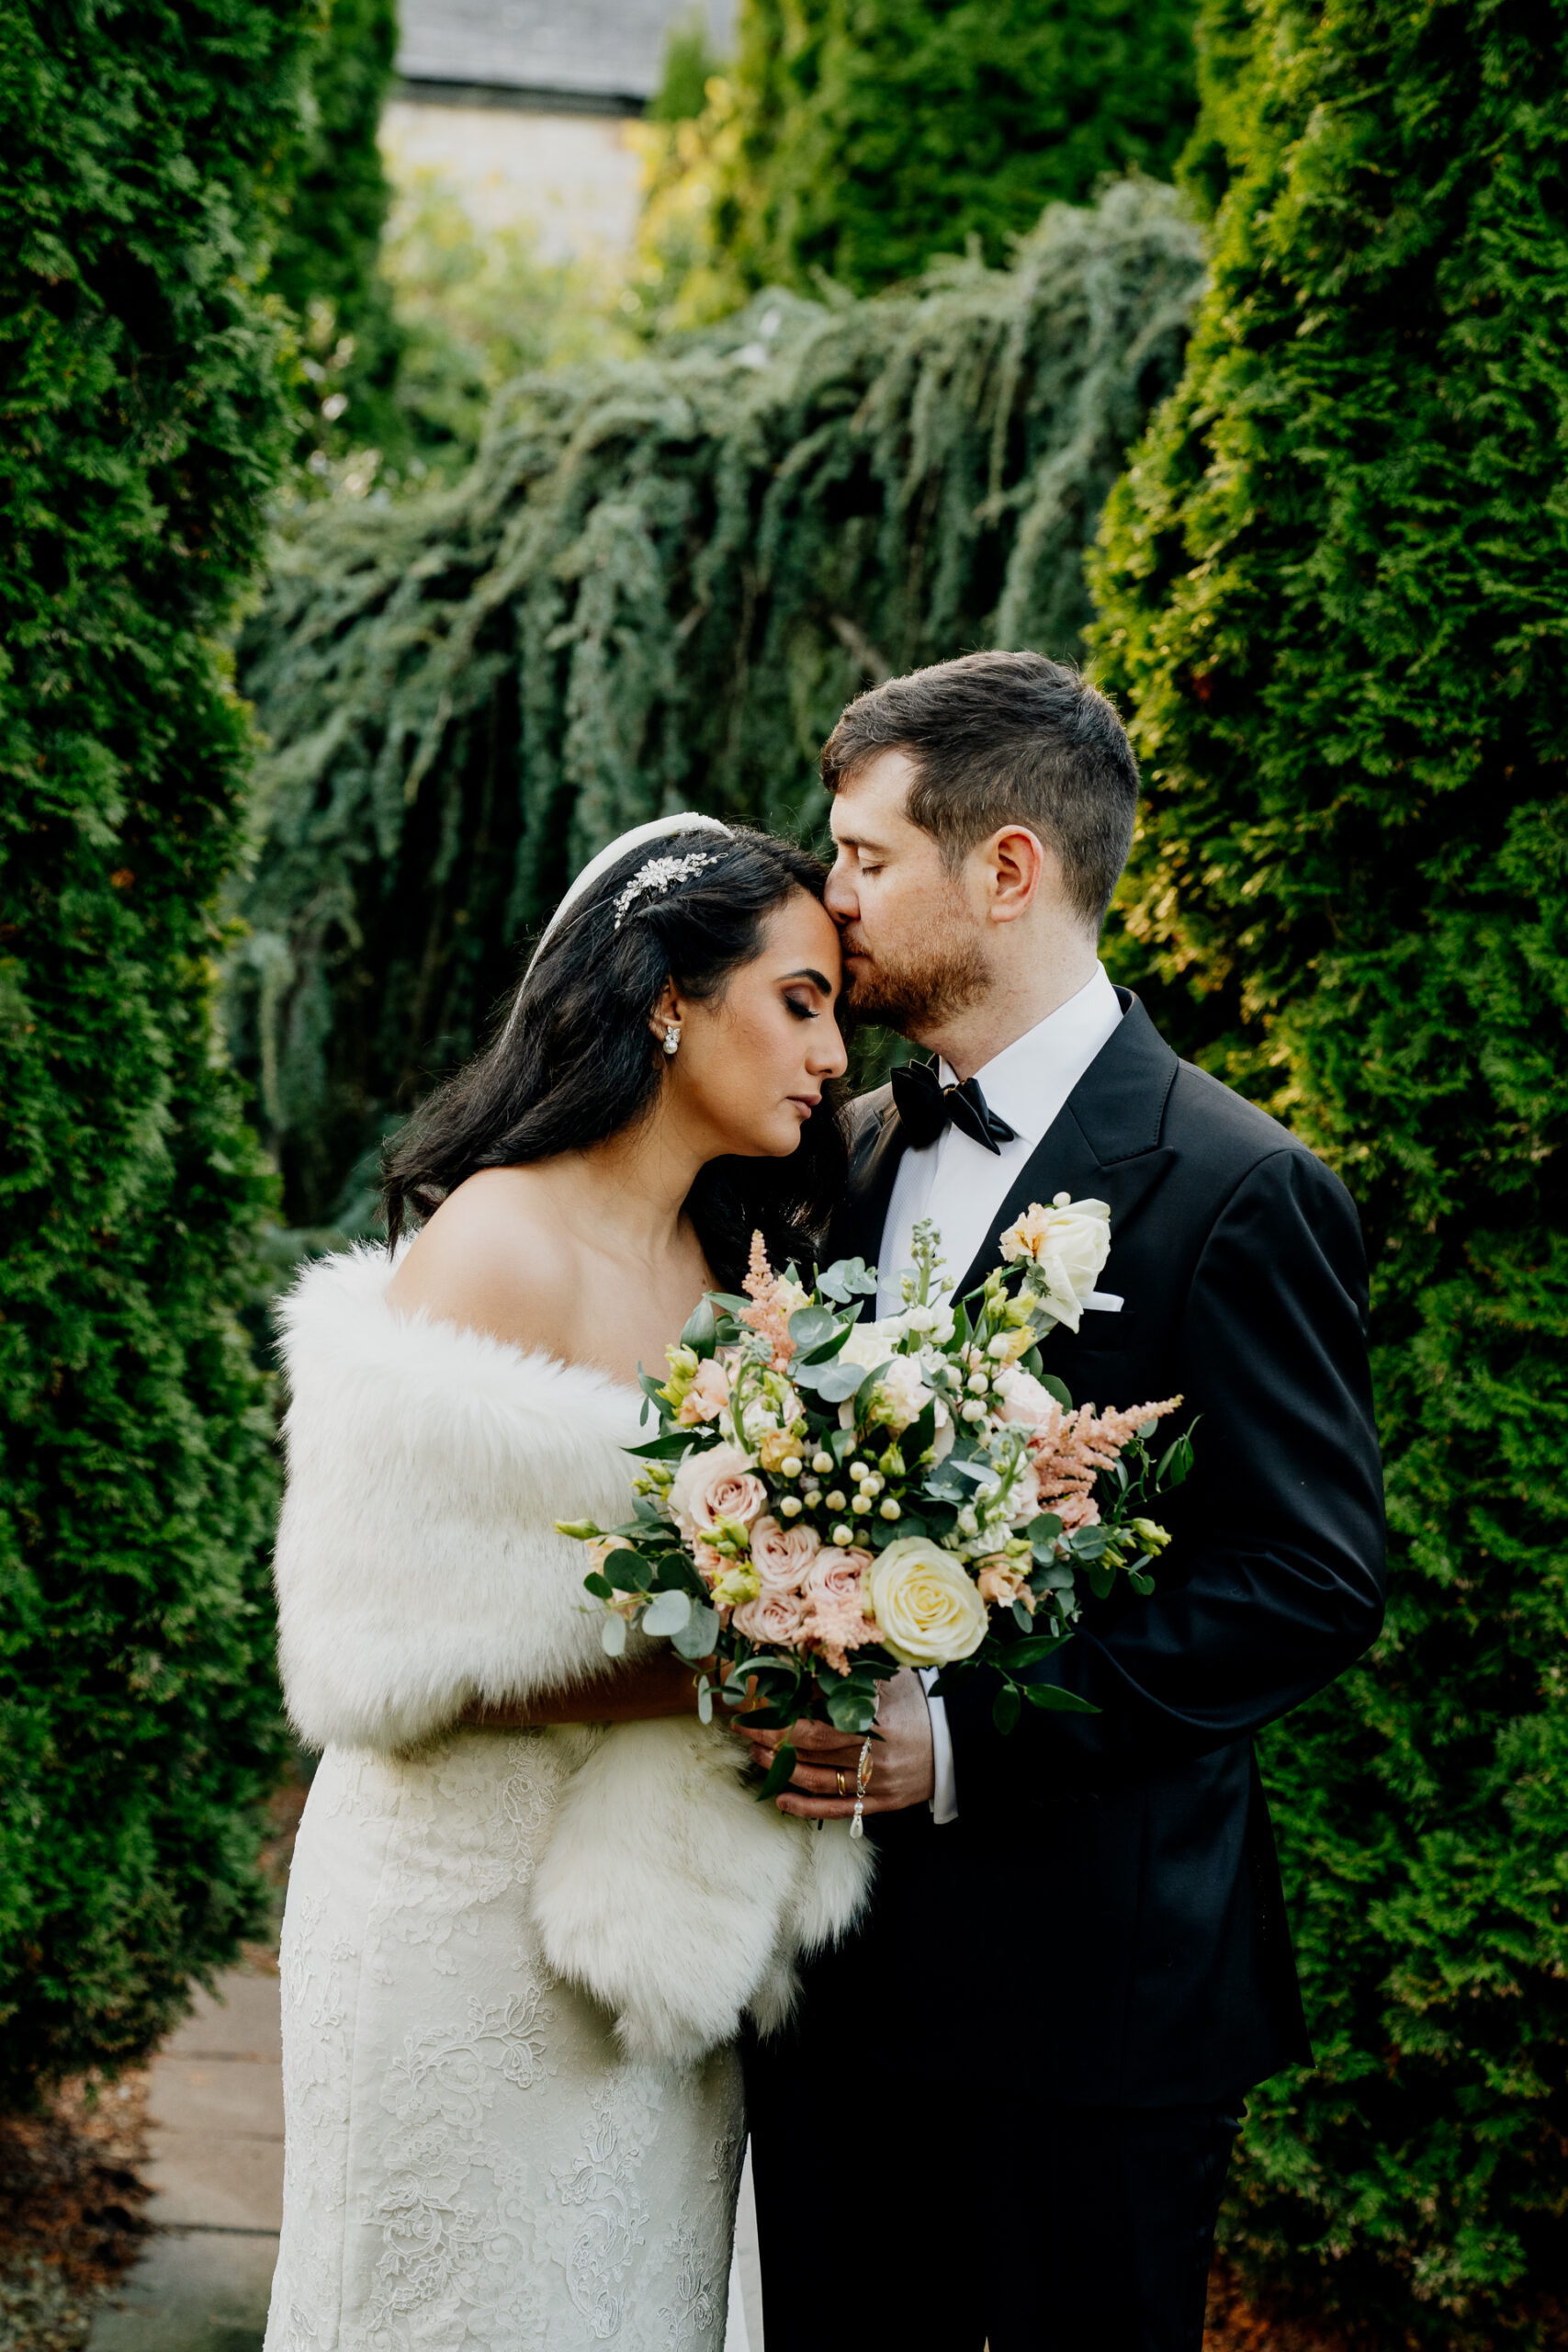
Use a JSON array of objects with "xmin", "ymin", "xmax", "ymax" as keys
[{"xmin": 840, "ymin": 922, "xmax": 990, "ymax": 1035}]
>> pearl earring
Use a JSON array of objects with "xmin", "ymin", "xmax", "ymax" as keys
[{"xmin": 662, "ymin": 1024, "xmax": 680, "ymax": 1057}]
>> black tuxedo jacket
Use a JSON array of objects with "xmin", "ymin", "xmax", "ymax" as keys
[{"xmin": 809, "ymin": 992, "xmax": 1386, "ymax": 2103}]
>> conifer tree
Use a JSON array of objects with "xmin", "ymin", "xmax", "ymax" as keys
[
  {"xmin": 0, "ymin": 0, "xmax": 313, "ymax": 2095},
  {"xmin": 1089, "ymin": 0, "xmax": 1568, "ymax": 2335},
  {"xmin": 724, "ymin": 0, "xmax": 1199, "ymax": 293}
]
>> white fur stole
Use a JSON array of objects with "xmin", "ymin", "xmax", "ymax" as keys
[{"xmin": 272, "ymin": 1243, "xmax": 873, "ymax": 2063}]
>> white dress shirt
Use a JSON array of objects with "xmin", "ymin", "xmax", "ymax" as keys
[{"xmin": 874, "ymin": 964, "xmax": 1126, "ymax": 1824}]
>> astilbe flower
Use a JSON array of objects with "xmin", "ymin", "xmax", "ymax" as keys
[
  {"xmin": 800, "ymin": 1584, "xmax": 880, "ymax": 1675},
  {"xmin": 739, "ymin": 1229, "xmax": 795, "ymax": 1370},
  {"xmin": 1027, "ymin": 1396, "xmax": 1182, "ymax": 1530}
]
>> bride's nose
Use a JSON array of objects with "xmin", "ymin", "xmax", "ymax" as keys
[{"xmin": 808, "ymin": 1015, "xmax": 849, "ymax": 1080}]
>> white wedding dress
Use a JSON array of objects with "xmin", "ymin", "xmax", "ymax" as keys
[
  {"xmin": 263, "ymin": 1243, "xmax": 871, "ymax": 2351},
  {"xmin": 265, "ymin": 1729, "xmax": 745, "ymax": 2351}
]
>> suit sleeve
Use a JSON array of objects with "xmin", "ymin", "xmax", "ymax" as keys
[{"xmin": 942, "ymin": 1147, "xmax": 1386, "ymax": 1812}]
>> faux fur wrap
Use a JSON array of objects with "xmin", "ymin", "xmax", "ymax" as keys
[{"xmin": 272, "ymin": 1243, "xmax": 873, "ymax": 2063}]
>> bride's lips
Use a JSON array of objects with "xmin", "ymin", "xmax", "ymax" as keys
[{"xmin": 787, "ymin": 1094, "xmax": 820, "ymax": 1117}]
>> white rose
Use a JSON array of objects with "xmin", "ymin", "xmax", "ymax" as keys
[
  {"xmin": 998, "ymin": 1194, "xmax": 1111, "ymax": 1333},
  {"xmin": 865, "ymin": 1537, "xmax": 989, "ymax": 1668},
  {"xmin": 838, "ymin": 1321, "xmax": 899, "ymax": 1372}
]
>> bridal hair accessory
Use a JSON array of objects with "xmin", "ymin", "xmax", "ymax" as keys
[
  {"xmin": 501, "ymin": 810, "xmax": 733, "ymax": 1042},
  {"xmin": 614, "ymin": 851, "xmax": 721, "ymax": 931}
]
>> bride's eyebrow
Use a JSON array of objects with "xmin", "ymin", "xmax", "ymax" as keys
[{"xmin": 781, "ymin": 967, "xmax": 835, "ymax": 996}]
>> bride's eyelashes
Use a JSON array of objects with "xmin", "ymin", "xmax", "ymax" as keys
[{"xmin": 783, "ymin": 991, "xmax": 820, "ymax": 1020}]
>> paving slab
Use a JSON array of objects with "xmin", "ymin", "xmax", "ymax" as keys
[{"xmin": 88, "ymin": 2228, "xmax": 277, "ymax": 2352}]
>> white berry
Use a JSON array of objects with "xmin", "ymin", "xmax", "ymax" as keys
[{"xmin": 780, "ymin": 1494, "xmax": 804, "ymax": 1518}]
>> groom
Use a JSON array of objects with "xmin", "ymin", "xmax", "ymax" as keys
[{"xmin": 739, "ymin": 652, "xmax": 1385, "ymax": 2352}]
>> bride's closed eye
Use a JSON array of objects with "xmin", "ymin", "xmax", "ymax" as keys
[{"xmin": 784, "ymin": 991, "xmax": 819, "ymax": 1020}]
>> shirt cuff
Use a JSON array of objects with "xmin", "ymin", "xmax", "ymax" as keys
[{"xmin": 919, "ymin": 1668, "xmax": 958, "ymax": 1825}]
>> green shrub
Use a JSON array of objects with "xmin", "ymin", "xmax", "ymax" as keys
[
  {"xmin": 269, "ymin": 0, "xmax": 404, "ymax": 475},
  {"xmin": 229, "ymin": 182, "xmax": 1204, "ymax": 1227},
  {"xmin": 720, "ymin": 0, "xmax": 1200, "ymax": 295},
  {"xmin": 1088, "ymin": 0, "xmax": 1568, "ymax": 2336},
  {"xmin": 0, "ymin": 0, "xmax": 314, "ymax": 2098}
]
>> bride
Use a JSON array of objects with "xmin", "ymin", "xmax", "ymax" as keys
[{"xmin": 264, "ymin": 819, "xmax": 867, "ymax": 2352}]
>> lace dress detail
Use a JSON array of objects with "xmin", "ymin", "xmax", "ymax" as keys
[{"xmin": 265, "ymin": 1732, "xmax": 742, "ymax": 2351}]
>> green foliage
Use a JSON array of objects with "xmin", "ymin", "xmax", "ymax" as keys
[
  {"xmin": 375, "ymin": 174, "xmax": 634, "ymax": 483},
  {"xmin": 270, "ymin": 0, "xmax": 404, "ymax": 471},
  {"xmin": 228, "ymin": 182, "xmax": 1203, "ymax": 1227},
  {"xmin": 1088, "ymin": 0, "xmax": 1568, "ymax": 2335},
  {"xmin": 0, "ymin": 0, "xmax": 309, "ymax": 2097},
  {"xmin": 718, "ymin": 0, "xmax": 1201, "ymax": 295},
  {"xmin": 647, "ymin": 7, "xmax": 725, "ymax": 121}
]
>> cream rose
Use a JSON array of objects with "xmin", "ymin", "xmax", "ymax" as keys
[
  {"xmin": 999, "ymin": 1193, "xmax": 1111, "ymax": 1333},
  {"xmin": 669, "ymin": 1442, "xmax": 768, "ymax": 1536},
  {"xmin": 994, "ymin": 1365, "xmax": 1058, "ymax": 1428},
  {"xmin": 750, "ymin": 1514, "xmax": 821, "ymax": 1593},
  {"xmin": 730, "ymin": 1588, "xmax": 807, "ymax": 1646},
  {"xmin": 865, "ymin": 1537, "xmax": 989, "ymax": 1667}
]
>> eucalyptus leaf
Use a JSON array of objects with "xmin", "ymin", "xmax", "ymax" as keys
[
  {"xmin": 816, "ymin": 1257, "xmax": 878, "ymax": 1304},
  {"xmin": 641, "ymin": 1588, "xmax": 693, "ymax": 1636},
  {"xmin": 582, "ymin": 1572, "xmax": 613, "ymax": 1600},
  {"xmin": 600, "ymin": 1613, "xmax": 627, "ymax": 1657},
  {"xmin": 788, "ymin": 1305, "xmax": 840, "ymax": 1351},
  {"xmin": 696, "ymin": 1676, "xmax": 714, "ymax": 1725},
  {"xmin": 1129, "ymin": 1571, "xmax": 1156, "ymax": 1595},
  {"xmin": 671, "ymin": 1603, "xmax": 720, "ymax": 1660},
  {"xmin": 825, "ymin": 1684, "xmax": 878, "ymax": 1733},
  {"xmin": 1040, "ymin": 1374, "xmax": 1076, "ymax": 1410},
  {"xmin": 604, "ymin": 1554, "xmax": 653, "ymax": 1591},
  {"xmin": 992, "ymin": 1685, "xmax": 1021, "ymax": 1735}
]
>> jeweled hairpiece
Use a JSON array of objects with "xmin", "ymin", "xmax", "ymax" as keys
[{"xmin": 612, "ymin": 851, "xmax": 720, "ymax": 931}]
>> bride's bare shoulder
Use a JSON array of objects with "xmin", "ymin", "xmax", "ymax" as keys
[{"xmin": 384, "ymin": 1167, "xmax": 576, "ymax": 1357}]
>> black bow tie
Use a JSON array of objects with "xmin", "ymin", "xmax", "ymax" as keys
[{"xmin": 889, "ymin": 1059, "xmax": 1018, "ymax": 1155}]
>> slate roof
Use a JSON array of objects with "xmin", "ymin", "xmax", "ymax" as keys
[{"xmin": 397, "ymin": 0, "xmax": 737, "ymax": 110}]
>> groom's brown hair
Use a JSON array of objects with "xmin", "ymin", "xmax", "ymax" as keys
[{"xmin": 820, "ymin": 650, "xmax": 1138, "ymax": 929}]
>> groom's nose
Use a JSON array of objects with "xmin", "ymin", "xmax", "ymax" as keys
[{"xmin": 824, "ymin": 859, "xmax": 857, "ymax": 922}]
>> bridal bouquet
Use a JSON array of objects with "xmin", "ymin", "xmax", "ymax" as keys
[{"xmin": 559, "ymin": 1200, "xmax": 1194, "ymax": 1804}]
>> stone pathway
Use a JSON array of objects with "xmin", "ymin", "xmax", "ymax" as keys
[
  {"xmin": 85, "ymin": 1962, "xmax": 766, "ymax": 2351},
  {"xmin": 86, "ymin": 1968, "xmax": 281, "ymax": 2352}
]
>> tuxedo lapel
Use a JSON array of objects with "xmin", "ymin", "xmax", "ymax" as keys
[{"xmin": 952, "ymin": 994, "xmax": 1179, "ymax": 1301}]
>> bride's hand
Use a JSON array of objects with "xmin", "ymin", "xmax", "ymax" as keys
[{"xmin": 732, "ymin": 1667, "xmax": 935, "ymax": 1817}]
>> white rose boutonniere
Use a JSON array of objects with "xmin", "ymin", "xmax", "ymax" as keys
[
  {"xmin": 999, "ymin": 1193, "xmax": 1111, "ymax": 1333},
  {"xmin": 865, "ymin": 1536, "xmax": 990, "ymax": 1667}
]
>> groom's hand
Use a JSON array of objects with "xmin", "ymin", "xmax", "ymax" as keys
[{"xmin": 733, "ymin": 1667, "xmax": 935, "ymax": 1818}]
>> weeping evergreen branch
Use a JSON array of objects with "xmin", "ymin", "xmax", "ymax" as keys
[{"xmin": 231, "ymin": 179, "xmax": 1205, "ymax": 1227}]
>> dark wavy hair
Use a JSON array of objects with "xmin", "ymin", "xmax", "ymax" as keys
[{"xmin": 382, "ymin": 828, "xmax": 849, "ymax": 1285}]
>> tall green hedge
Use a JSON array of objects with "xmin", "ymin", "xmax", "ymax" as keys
[
  {"xmin": 229, "ymin": 182, "xmax": 1203, "ymax": 1228},
  {"xmin": 1089, "ymin": 0, "xmax": 1568, "ymax": 2337},
  {"xmin": 719, "ymin": 0, "xmax": 1200, "ymax": 294},
  {"xmin": 270, "ymin": 0, "xmax": 403, "ymax": 472},
  {"xmin": 0, "ymin": 0, "xmax": 315, "ymax": 2098}
]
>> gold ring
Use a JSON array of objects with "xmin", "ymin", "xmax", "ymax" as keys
[{"xmin": 836, "ymin": 1770, "xmax": 847, "ymax": 1797}]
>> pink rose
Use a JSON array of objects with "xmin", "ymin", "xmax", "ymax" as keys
[
  {"xmin": 677, "ymin": 1356, "xmax": 733, "ymax": 1425},
  {"xmin": 730, "ymin": 1589, "xmax": 807, "ymax": 1647},
  {"xmin": 801, "ymin": 1544, "xmax": 873, "ymax": 1604},
  {"xmin": 669, "ymin": 1442, "xmax": 768, "ymax": 1537},
  {"xmin": 750, "ymin": 1514, "xmax": 821, "ymax": 1593}
]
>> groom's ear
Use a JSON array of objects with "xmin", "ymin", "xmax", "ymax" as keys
[{"xmin": 982, "ymin": 823, "xmax": 1050, "ymax": 923}]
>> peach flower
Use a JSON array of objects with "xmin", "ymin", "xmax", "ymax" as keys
[
  {"xmin": 676, "ymin": 1356, "xmax": 733, "ymax": 1426},
  {"xmin": 669, "ymin": 1442, "xmax": 768, "ymax": 1537},
  {"xmin": 976, "ymin": 1555, "xmax": 1033, "ymax": 1611},
  {"xmin": 750, "ymin": 1514, "xmax": 821, "ymax": 1593}
]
